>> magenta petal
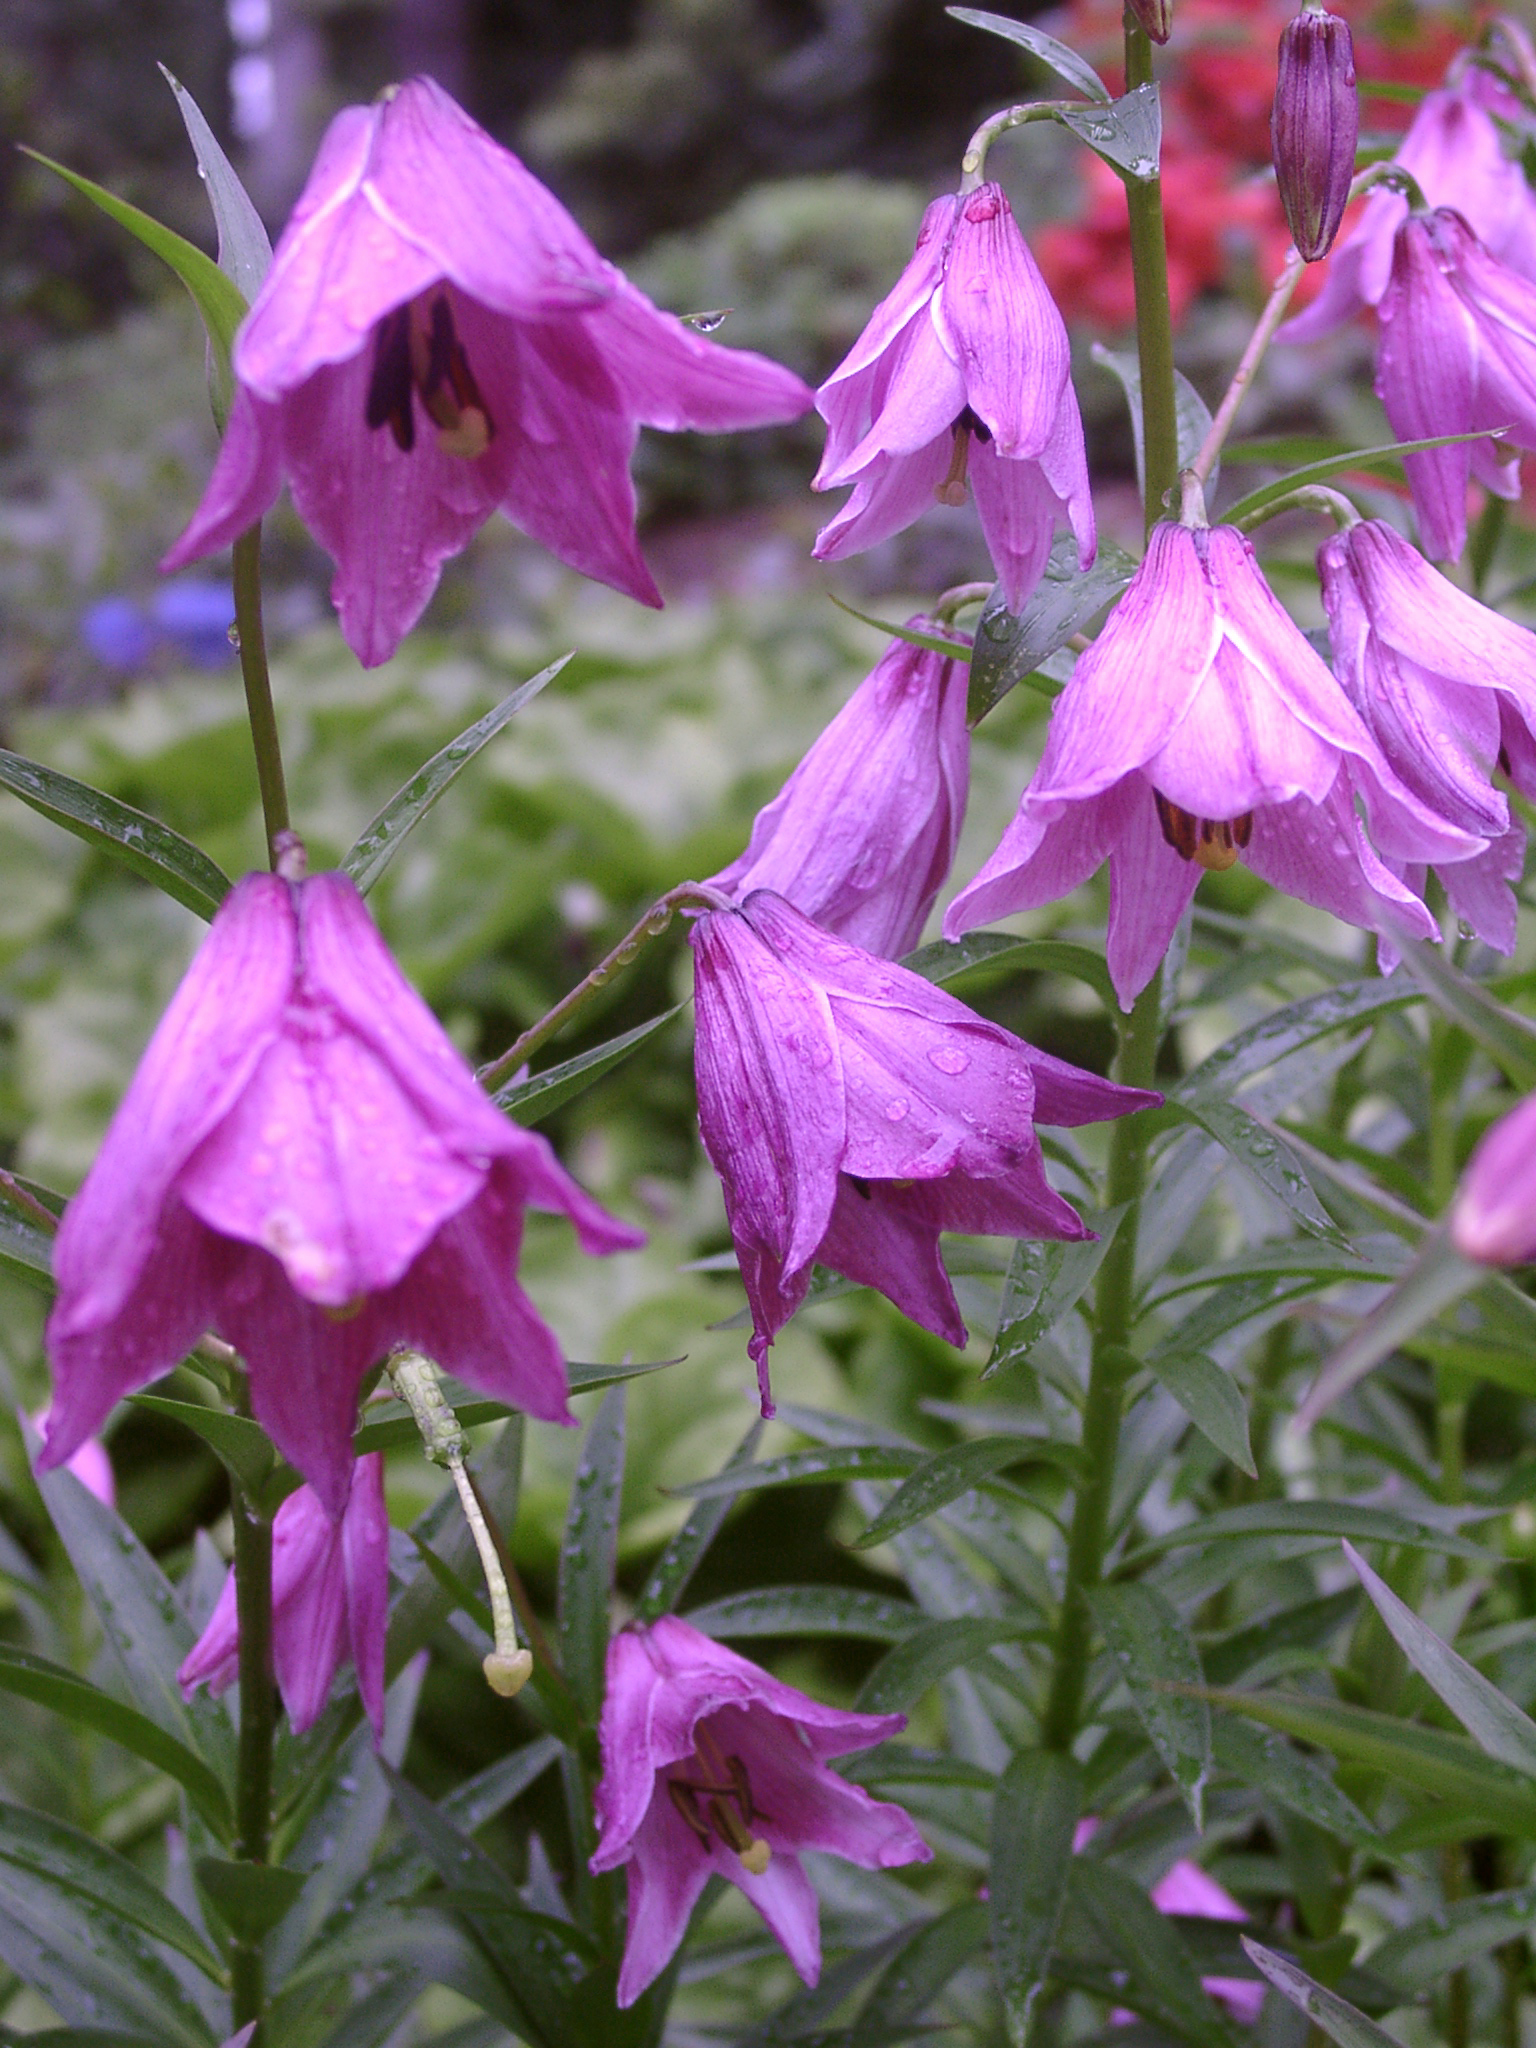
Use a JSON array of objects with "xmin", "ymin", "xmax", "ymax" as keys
[
  {"xmin": 725, "ymin": 1707, "xmax": 931, "ymax": 1870},
  {"xmin": 1440, "ymin": 827, "xmax": 1526, "ymax": 955},
  {"xmin": 594, "ymin": 279, "xmax": 813, "ymax": 432},
  {"xmin": 178, "ymin": 1560, "xmax": 240, "ymax": 1702},
  {"xmin": 812, "ymin": 439, "xmax": 953, "ymax": 561},
  {"xmin": 944, "ymin": 780, "xmax": 1127, "ymax": 939},
  {"xmin": 829, "ymin": 309, "xmax": 968, "ymax": 477},
  {"xmin": 615, "ymin": 1791, "xmax": 716, "ymax": 2007},
  {"xmin": 1105, "ymin": 779, "xmax": 1202, "ymax": 1011},
  {"xmin": 817, "ymin": 195, "xmax": 955, "ymax": 404},
  {"xmin": 818, "ymin": 1178, "xmax": 967, "ymax": 1345},
  {"xmin": 969, "ymin": 444, "xmax": 1063, "ymax": 614},
  {"xmin": 1242, "ymin": 782, "xmax": 1438, "ymax": 954},
  {"xmin": 342, "ymin": 1451, "xmax": 390, "ymax": 1740},
  {"xmin": 1453, "ymin": 1093, "xmax": 1536, "ymax": 1263},
  {"xmin": 271, "ymin": 1492, "xmax": 349, "ymax": 1733},
  {"xmin": 160, "ymin": 385, "xmax": 286, "ymax": 572},
  {"xmin": 934, "ymin": 184, "xmax": 1069, "ymax": 456},
  {"xmin": 734, "ymin": 1850, "xmax": 823, "ymax": 1986}
]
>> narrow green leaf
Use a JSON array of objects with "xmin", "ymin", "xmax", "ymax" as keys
[
  {"xmin": 987, "ymin": 1219, "xmax": 1123, "ymax": 1379},
  {"xmin": 633, "ymin": 1419, "xmax": 764, "ymax": 1623},
  {"xmin": 967, "ymin": 533, "xmax": 1137, "ymax": 722},
  {"xmin": 566, "ymin": 1355, "xmax": 686, "ymax": 1396},
  {"xmin": 342, "ymin": 656, "xmax": 572, "ymax": 895},
  {"xmin": 849, "ymin": 1437, "xmax": 1080, "ymax": 1550},
  {"xmin": 0, "ymin": 1180, "xmax": 55, "ymax": 1292},
  {"xmin": 0, "ymin": 1645, "xmax": 231, "ymax": 1834},
  {"xmin": 195, "ymin": 1855, "xmax": 307, "ymax": 1941},
  {"xmin": 1091, "ymin": 1584, "xmax": 1210, "ymax": 1827},
  {"xmin": 0, "ymin": 749, "xmax": 231, "ymax": 921},
  {"xmin": 828, "ymin": 592, "xmax": 975, "ymax": 660},
  {"xmin": 1239, "ymin": 1939, "xmax": 1395, "ymax": 2048},
  {"xmin": 1202, "ymin": 1591, "xmax": 1360, "ymax": 1688},
  {"xmin": 559, "ymin": 1384, "xmax": 626, "ymax": 1721},
  {"xmin": 1093, "ymin": 345, "xmax": 1213, "ymax": 498},
  {"xmin": 1226, "ymin": 429, "xmax": 1512, "ymax": 529},
  {"xmin": 1070, "ymin": 1859, "xmax": 1233, "ymax": 2048},
  {"xmin": 0, "ymin": 1800, "xmax": 221, "ymax": 1978},
  {"xmin": 1205, "ymin": 1688, "xmax": 1536, "ymax": 1833},
  {"xmin": 856, "ymin": 1617, "xmax": 1037, "ymax": 1716},
  {"xmin": 1145, "ymin": 1351, "xmax": 1255, "ymax": 1475},
  {"xmin": 1126, "ymin": 1499, "xmax": 1490, "ymax": 1563},
  {"xmin": 1368, "ymin": 1888, "xmax": 1536, "ymax": 1994},
  {"xmin": 945, "ymin": 6, "xmax": 1111, "ymax": 99},
  {"xmin": 493, "ymin": 1008, "xmax": 681, "ymax": 1125},
  {"xmin": 1295, "ymin": 1227, "xmax": 1482, "ymax": 1430},
  {"xmin": 1343, "ymin": 1539, "xmax": 1536, "ymax": 1775},
  {"xmin": 901, "ymin": 929, "xmax": 1116, "ymax": 1010},
  {"xmin": 1177, "ymin": 981, "xmax": 1417, "ymax": 1105},
  {"xmin": 849, "ymin": 1901, "xmax": 991, "ymax": 2048},
  {"xmin": 1211, "ymin": 1717, "xmax": 1377, "ymax": 1845},
  {"xmin": 670, "ymin": 1445, "xmax": 920, "ymax": 1500},
  {"xmin": 1056, "ymin": 83, "xmax": 1161, "ymax": 181},
  {"xmin": 684, "ymin": 1586, "xmax": 925, "ymax": 1642},
  {"xmin": 1392, "ymin": 936, "xmax": 1536, "ymax": 1089},
  {"xmin": 21, "ymin": 148, "xmax": 247, "ymax": 426},
  {"xmin": 128, "ymin": 1394, "xmax": 277, "ymax": 1501},
  {"xmin": 160, "ymin": 65, "xmax": 271, "ymax": 299},
  {"xmin": 1178, "ymin": 1097, "xmax": 1347, "ymax": 1245},
  {"xmin": 991, "ymin": 1751, "xmax": 1081, "ymax": 2045}
]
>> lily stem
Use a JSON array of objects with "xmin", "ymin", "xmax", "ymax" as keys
[
  {"xmin": 231, "ymin": 524, "xmax": 291, "ymax": 870},
  {"xmin": 1122, "ymin": 20, "xmax": 1180, "ymax": 532},
  {"xmin": 229, "ymin": 1376, "xmax": 274, "ymax": 2038},
  {"xmin": 1041, "ymin": 975, "xmax": 1163, "ymax": 1749},
  {"xmin": 477, "ymin": 880, "xmax": 731, "ymax": 1090},
  {"xmin": 1190, "ymin": 245, "xmax": 1305, "ymax": 485}
]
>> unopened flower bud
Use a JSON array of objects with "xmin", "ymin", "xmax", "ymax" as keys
[
  {"xmin": 1272, "ymin": 5, "xmax": 1359, "ymax": 260},
  {"xmin": 1127, "ymin": 0, "xmax": 1172, "ymax": 42}
]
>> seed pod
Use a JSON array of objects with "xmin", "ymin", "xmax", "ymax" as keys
[
  {"xmin": 1272, "ymin": 4, "xmax": 1359, "ymax": 260},
  {"xmin": 1127, "ymin": 0, "xmax": 1172, "ymax": 42}
]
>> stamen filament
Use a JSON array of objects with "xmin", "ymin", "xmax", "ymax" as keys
[{"xmin": 936, "ymin": 423, "xmax": 971, "ymax": 507}]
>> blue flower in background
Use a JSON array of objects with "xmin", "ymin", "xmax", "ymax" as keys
[{"xmin": 80, "ymin": 579, "xmax": 235, "ymax": 671}]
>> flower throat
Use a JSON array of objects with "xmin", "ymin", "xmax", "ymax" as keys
[
  {"xmin": 365, "ymin": 290, "xmax": 494, "ymax": 460},
  {"xmin": 667, "ymin": 1720, "xmax": 772, "ymax": 1875},
  {"xmin": 1154, "ymin": 791, "xmax": 1253, "ymax": 872}
]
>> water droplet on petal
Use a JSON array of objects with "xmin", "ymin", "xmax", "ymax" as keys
[
  {"xmin": 928, "ymin": 1044, "xmax": 970, "ymax": 1076},
  {"xmin": 886, "ymin": 1097, "xmax": 910, "ymax": 1121}
]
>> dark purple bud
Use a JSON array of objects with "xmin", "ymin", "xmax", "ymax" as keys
[
  {"xmin": 1272, "ymin": 5, "xmax": 1359, "ymax": 261},
  {"xmin": 1126, "ymin": 0, "xmax": 1172, "ymax": 42}
]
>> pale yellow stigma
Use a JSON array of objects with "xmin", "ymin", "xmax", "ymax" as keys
[{"xmin": 738, "ymin": 1839, "xmax": 772, "ymax": 1876}]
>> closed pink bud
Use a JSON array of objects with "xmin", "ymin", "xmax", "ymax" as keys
[
  {"xmin": 1127, "ymin": 0, "xmax": 1172, "ymax": 42},
  {"xmin": 1272, "ymin": 7, "xmax": 1358, "ymax": 261}
]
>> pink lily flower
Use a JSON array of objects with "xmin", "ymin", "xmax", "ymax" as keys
[
  {"xmin": 29, "ymin": 1410, "xmax": 115, "ymax": 1507},
  {"xmin": 40, "ymin": 868, "xmax": 642, "ymax": 1517},
  {"xmin": 691, "ymin": 890, "xmax": 1156, "ymax": 1410},
  {"xmin": 1373, "ymin": 207, "xmax": 1536, "ymax": 562},
  {"xmin": 179, "ymin": 1453, "xmax": 389, "ymax": 1737},
  {"xmin": 162, "ymin": 76, "xmax": 813, "ymax": 667},
  {"xmin": 591, "ymin": 1613, "xmax": 930, "ymax": 2006},
  {"xmin": 1279, "ymin": 66, "xmax": 1536, "ymax": 343},
  {"xmin": 1453, "ymin": 1090, "xmax": 1536, "ymax": 1264},
  {"xmin": 811, "ymin": 183, "xmax": 1095, "ymax": 611},
  {"xmin": 1320, "ymin": 516, "xmax": 1536, "ymax": 954},
  {"xmin": 945, "ymin": 522, "xmax": 1479, "ymax": 1009},
  {"xmin": 708, "ymin": 620, "xmax": 971, "ymax": 959}
]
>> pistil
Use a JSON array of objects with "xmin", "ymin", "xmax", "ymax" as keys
[{"xmin": 935, "ymin": 406, "xmax": 993, "ymax": 507}]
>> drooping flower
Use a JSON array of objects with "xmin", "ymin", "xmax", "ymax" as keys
[
  {"xmin": 40, "ymin": 867, "xmax": 643, "ymax": 1517},
  {"xmin": 1372, "ymin": 207, "xmax": 1536, "ymax": 562},
  {"xmin": 179, "ymin": 1453, "xmax": 389, "ymax": 1737},
  {"xmin": 1278, "ymin": 66, "xmax": 1536, "ymax": 343},
  {"xmin": 945, "ymin": 521, "xmax": 1480, "ymax": 1009},
  {"xmin": 708, "ymin": 621, "xmax": 970, "ymax": 958},
  {"xmin": 1319, "ymin": 515, "xmax": 1536, "ymax": 953},
  {"xmin": 812, "ymin": 183, "xmax": 1095, "ymax": 610},
  {"xmin": 30, "ymin": 1411, "xmax": 115, "ymax": 1507},
  {"xmin": 591, "ymin": 1613, "xmax": 930, "ymax": 2006},
  {"xmin": 1452, "ymin": 1091, "xmax": 1536, "ymax": 1264},
  {"xmin": 1271, "ymin": 5, "xmax": 1358, "ymax": 263},
  {"xmin": 691, "ymin": 890, "xmax": 1156, "ymax": 1409},
  {"xmin": 162, "ymin": 76, "xmax": 813, "ymax": 667}
]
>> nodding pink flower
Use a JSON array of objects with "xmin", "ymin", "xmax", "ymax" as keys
[
  {"xmin": 591, "ymin": 1614, "xmax": 930, "ymax": 2006},
  {"xmin": 1320, "ymin": 516, "xmax": 1536, "ymax": 954},
  {"xmin": 179, "ymin": 1454, "xmax": 389, "ymax": 1738},
  {"xmin": 1279, "ymin": 67, "xmax": 1536, "ymax": 343},
  {"xmin": 1453, "ymin": 1090, "xmax": 1536, "ymax": 1263},
  {"xmin": 691, "ymin": 890, "xmax": 1155, "ymax": 1410},
  {"xmin": 40, "ymin": 869, "xmax": 642, "ymax": 1517},
  {"xmin": 1373, "ymin": 207, "xmax": 1536, "ymax": 562},
  {"xmin": 1073, "ymin": 1821, "xmax": 1264, "ymax": 2025},
  {"xmin": 812, "ymin": 183, "xmax": 1094, "ymax": 611},
  {"xmin": 708, "ymin": 621, "xmax": 970, "ymax": 959},
  {"xmin": 162, "ymin": 76, "xmax": 812, "ymax": 667},
  {"xmin": 945, "ymin": 522, "xmax": 1480, "ymax": 1010}
]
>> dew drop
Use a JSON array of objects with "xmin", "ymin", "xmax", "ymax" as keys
[
  {"xmin": 928, "ymin": 1044, "xmax": 970, "ymax": 1076},
  {"xmin": 886, "ymin": 1097, "xmax": 910, "ymax": 1121}
]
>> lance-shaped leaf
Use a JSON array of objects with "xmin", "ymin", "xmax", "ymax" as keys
[
  {"xmin": 1093, "ymin": 345, "xmax": 1214, "ymax": 497},
  {"xmin": 986, "ymin": 1220, "xmax": 1124, "ymax": 1380},
  {"xmin": 1368, "ymin": 1888, "xmax": 1536, "ymax": 1995},
  {"xmin": 945, "ymin": 7, "xmax": 1111, "ymax": 99},
  {"xmin": 1070, "ymin": 1859, "xmax": 1233, "ymax": 2048},
  {"xmin": 1240, "ymin": 1939, "xmax": 1395, "ymax": 2048},
  {"xmin": 669, "ymin": 1445, "xmax": 920, "ymax": 1500},
  {"xmin": 849, "ymin": 1436, "xmax": 1082, "ymax": 1549},
  {"xmin": 1090, "ymin": 1583, "xmax": 1210, "ymax": 1827},
  {"xmin": 991, "ymin": 1750, "xmax": 1082, "ymax": 2045},
  {"xmin": 0, "ymin": 749, "xmax": 230, "ymax": 921},
  {"xmin": 856, "ymin": 1617, "xmax": 1040, "ymax": 1715},
  {"xmin": 1145, "ymin": 1351, "xmax": 1255, "ymax": 1475},
  {"xmin": 1175, "ymin": 1098, "xmax": 1347, "ymax": 1245},
  {"xmin": 0, "ymin": 1178, "xmax": 55, "ymax": 1293},
  {"xmin": 848, "ymin": 1900, "xmax": 991, "ymax": 2048},
  {"xmin": 1391, "ymin": 938, "xmax": 1536, "ymax": 1090},
  {"xmin": 1294, "ymin": 1228, "xmax": 1483, "ymax": 1430},
  {"xmin": 1211, "ymin": 1718, "xmax": 1377, "ymax": 1846},
  {"xmin": 1343, "ymin": 1540, "xmax": 1536, "ymax": 1775},
  {"xmin": 1177, "ymin": 980, "xmax": 1417, "ymax": 1105},
  {"xmin": 968, "ymin": 534, "xmax": 1138, "ymax": 722},
  {"xmin": 1056, "ymin": 82, "xmax": 1162, "ymax": 181},
  {"xmin": 903, "ymin": 929, "xmax": 1117, "ymax": 1009},
  {"xmin": 1126, "ymin": 1498, "xmax": 1491, "ymax": 1563},
  {"xmin": 493, "ymin": 1008, "xmax": 681, "ymax": 1126},
  {"xmin": 343, "ymin": 655, "xmax": 571, "ymax": 894},
  {"xmin": 558, "ymin": 1384, "xmax": 626, "ymax": 1721},
  {"xmin": 1226, "ymin": 429, "xmax": 1512, "ymax": 529},
  {"xmin": 633, "ymin": 1418, "xmax": 765, "ymax": 1623},
  {"xmin": 195, "ymin": 1857, "xmax": 307, "ymax": 1943},
  {"xmin": 683, "ymin": 1585, "xmax": 925, "ymax": 1642},
  {"xmin": 129, "ymin": 1395, "xmax": 278, "ymax": 1505},
  {"xmin": 160, "ymin": 65, "xmax": 271, "ymax": 300}
]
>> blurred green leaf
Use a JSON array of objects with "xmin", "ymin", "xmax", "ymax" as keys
[
  {"xmin": 856, "ymin": 1617, "xmax": 1039, "ymax": 1715},
  {"xmin": 1093, "ymin": 345, "xmax": 1214, "ymax": 496},
  {"xmin": 1239, "ymin": 1939, "xmax": 1394, "ymax": 2048},
  {"xmin": 1144, "ymin": 1350, "xmax": 1255, "ymax": 1475},
  {"xmin": 1211, "ymin": 1718, "xmax": 1377, "ymax": 1846},
  {"xmin": 1127, "ymin": 1499, "xmax": 1491, "ymax": 1563},
  {"xmin": 1392, "ymin": 937, "xmax": 1536, "ymax": 1090},
  {"xmin": 990, "ymin": 1750, "xmax": 1081, "ymax": 2046},
  {"xmin": 1092, "ymin": 1582, "xmax": 1210, "ymax": 1826},
  {"xmin": 1226, "ymin": 430, "xmax": 1513, "ymax": 528},
  {"xmin": 1176, "ymin": 981, "xmax": 1417, "ymax": 1106},
  {"xmin": 559, "ymin": 1384, "xmax": 626, "ymax": 1722},
  {"xmin": 945, "ymin": 7, "xmax": 1110, "ymax": 99},
  {"xmin": 1070, "ymin": 1859, "xmax": 1233, "ymax": 2048},
  {"xmin": 493, "ymin": 1008, "xmax": 682, "ymax": 1126},
  {"xmin": 684, "ymin": 1586, "xmax": 925, "ymax": 1641},
  {"xmin": 848, "ymin": 1901, "xmax": 991, "ymax": 2048},
  {"xmin": 633, "ymin": 1419, "xmax": 764, "ymax": 1623},
  {"xmin": 195, "ymin": 1855, "xmax": 306, "ymax": 1942},
  {"xmin": 129, "ymin": 1394, "xmax": 277, "ymax": 1503},
  {"xmin": 1368, "ymin": 1888, "xmax": 1536, "ymax": 1993},
  {"xmin": 1295, "ymin": 1228, "xmax": 1484, "ymax": 1429},
  {"xmin": 160, "ymin": 65, "xmax": 271, "ymax": 300},
  {"xmin": 849, "ymin": 1436, "xmax": 1081, "ymax": 1549},
  {"xmin": 671, "ymin": 1446, "xmax": 920, "ymax": 1499}
]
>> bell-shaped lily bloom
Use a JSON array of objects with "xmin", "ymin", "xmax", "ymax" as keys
[
  {"xmin": 591, "ymin": 1613, "xmax": 930, "ymax": 2006},
  {"xmin": 40, "ymin": 869, "xmax": 643, "ymax": 1517},
  {"xmin": 708, "ymin": 620, "xmax": 970, "ymax": 958},
  {"xmin": 179, "ymin": 1453, "xmax": 389, "ymax": 1737},
  {"xmin": 162, "ymin": 76, "xmax": 813, "ymax": 667},
  {"xmin": 691, "ymin": 890, "xmax": 1156, "ymax": 1408},
  {"xmin": 945, "ymin": 522, "xmax": 1480, "ymax": 1009},
  {"xmin": 1279, "ymin": 67, "xmax": 1536, "ymax": 344},
  {"xmin": 1320, "ymin": 516, "xmax": 1536, "ymax": 953},
  {"xmin": 812, "ymin": 183, "xmax": 1095, "ymax": 611},
  {"xmin": 1453, "ymin": 1090, "xmax": 1536, "ymax": 1264},
  {"xmin": 1373, "ymin": 207, "xmax": 1536, "ymax": 562}
]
